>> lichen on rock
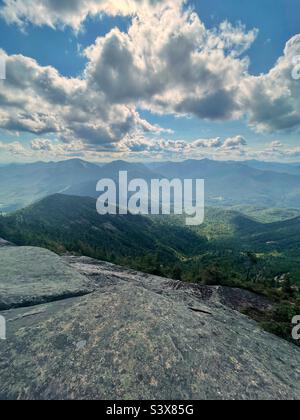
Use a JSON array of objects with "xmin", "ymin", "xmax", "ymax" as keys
[{"xmin": 0, "ymin": 248, "xmax": 300, "ymax": 400}]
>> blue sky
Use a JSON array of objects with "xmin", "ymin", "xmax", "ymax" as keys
[
  {"xmin": 1, "ymin": 1, "xmax": 298, "ymax": 76},
  {"xmin": 0, "ymin": 0, "xmax": 299, "ymax": 162}
]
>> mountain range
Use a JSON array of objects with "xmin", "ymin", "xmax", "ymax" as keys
[
  {"xmin": 1, "ymin": 158, "xmax": 300, "ymax": 212},
  {"xmin": 243, "ymin": 160, "xmax": 300, "ymax": 176}
]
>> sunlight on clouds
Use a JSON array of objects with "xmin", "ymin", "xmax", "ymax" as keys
[
  {"xmin": 0, "ymin": 0, "xmax": 175, "ymax": 30},
  {"xmin": 0, "ymin": 0, "xmax": 299, "ymax": 162},
  {"xmin": 0, "ymin": 1, "xmax": 258, "ymax": 157}
]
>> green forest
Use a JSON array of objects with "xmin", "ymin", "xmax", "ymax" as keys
[{"xmin": 0, "ymin": 194, "xmax": 300, "ymax": 345}]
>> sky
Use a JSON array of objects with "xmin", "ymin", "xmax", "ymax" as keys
[{"xmin": 0, "ymin": 0, "xmax": 299, "ymax": 163}]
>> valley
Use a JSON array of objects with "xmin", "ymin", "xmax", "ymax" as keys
[{"xmin": 1, "ymin": 191, "xmax": 300, "ymax": 346}]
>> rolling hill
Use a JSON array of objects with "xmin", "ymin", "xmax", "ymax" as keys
[
  {"xmin": 1, "ymin": 193, "xmax": 300, "ymax": 283},
  {"xmin": 155, "ymin": 206, "xmax": 300, "ymax": 283},
  {"xmin": 1, "ymin": 195, "xmax": 300, "ymax": 346},
  {"xmin": 188, "ymin": 206, "xmax": 300, "ymax": 257},
  {"xmin": 231, "ymin": 206, "xmax": 300, "ymax": 223},
  {"xmin": 0, "ymin": 194, "xmax": 207, "ymax": 268}
]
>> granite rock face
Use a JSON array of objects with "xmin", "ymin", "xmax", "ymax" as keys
[
  {"xmin": 0, "ymin": 248, "xmax": 300, "ymax": 400},
  {"xmin": 0, "ymin": 246, "xmax": 93, "ymax": 310}
]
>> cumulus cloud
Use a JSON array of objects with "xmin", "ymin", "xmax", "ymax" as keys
[
  {"xmin": 262, "ymin": 141, "xmax": 300, "ymax": 159},
  {"xmin": 191, "ymin": 138, "xmax": 223, "ymax": 148},
  {"xmin": 242, "ymin": 34, "xmax": 300, "ymax": 132},
  {"xmin": 30, "ymin": 138, "xmax": 85, "ymax": 156},
  {"xmin": 84, "ymin": 3, "xmax": 256, "ymax": 121},
  {"xmin": 221, "ymin": 135, "xmax": 247, "ymax": 150},
  {"xmin": 0, "ymin": 0, "xmax": 171, "ymax": 31},
  {"xmin": 0, "ymin": 0, "xmax": 299, "ymax": 163},
  {"xmin": 0, "ymin": 0, "xmax": 259, "ymax": 157},
  {"xmin": 116, "ymin": 133, "xmax": 247, "ymax": 160},
  {"xmin": 0, "ymin": 140, "xmax": 27, "ymax": 155},
  {"xmin": 0, "ymin": 49, "xmax": 167, "ymax": 151},
  {"xmin": 207, "ymin": 21, "xmax": 258, "ymax": 58},
  {"xmin": 266, "ymin": 141, "xmax": 284, "ymax": 152}
]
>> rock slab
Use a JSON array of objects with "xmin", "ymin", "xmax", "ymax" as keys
[
  {"xmin": 0, "ymin": 250, "xmax": 299, "ymax": 400},
  {"xmin": 0, "ymin": 247, "xmax": 92, "ymax": 310}
]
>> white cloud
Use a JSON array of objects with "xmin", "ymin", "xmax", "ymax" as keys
[
  {"xmin": 221, "ymin": 135, "xmax": 247, "ymax": 150},
  {"xmin": 0, "ymin": 0, "xmax": 300, "ymax": 163},
  {"xmin": 263, "ymin": 142, "xmax": 300, "ymax": 159},
  {"xmin": 207, "ymin": 21, "xmax": 258, "ymax": 57},
  {"xmin": 0, "ymin": 1, "xmax": 259, "ymax": 156},
  {"xmin": 241, "ymin": 35, "xmax": 300, "ymax": 132},
  {"xmin": 266, "ymin": 141, "xmax": 283, "ymax": 152},
  {"xmin": 0, "ymin": 133, "xmax": 247, "ymax": 161},
  {"xmin": 7, "ymin": 133, "xmax": 300, "ymax": 163},
  {"xmin": 116, "ymin": 132, "xmax": 247, "ymax": 160},
  {"xmin": 191, "ymin": 138, "xmax": 223, "ymax": 148},
  {"xmin": 0, "ymin": 0, "xmax": 171, "ymax": 31},
  {"xmin": 0, "ymin": 140, "xmax": 27, "ymax": 155},
  {"xmin": 0, "ymin": 49, "xmax": 168, "ymax": 151},
  {"xmin": 270, "ymin": 141, "xmax": 283, "ymax": 148},
  {"xmin": 30, "ymin": 138, "xmax": 85, "ymax": 156},
  {"xmin": 84, "ymin": 2, "xmax": 257, "ymax": 121}
]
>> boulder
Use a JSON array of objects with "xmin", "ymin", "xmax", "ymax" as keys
[{"xmin": 0, "ymin": 247, "xmax": 93, "ymax": 310}]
